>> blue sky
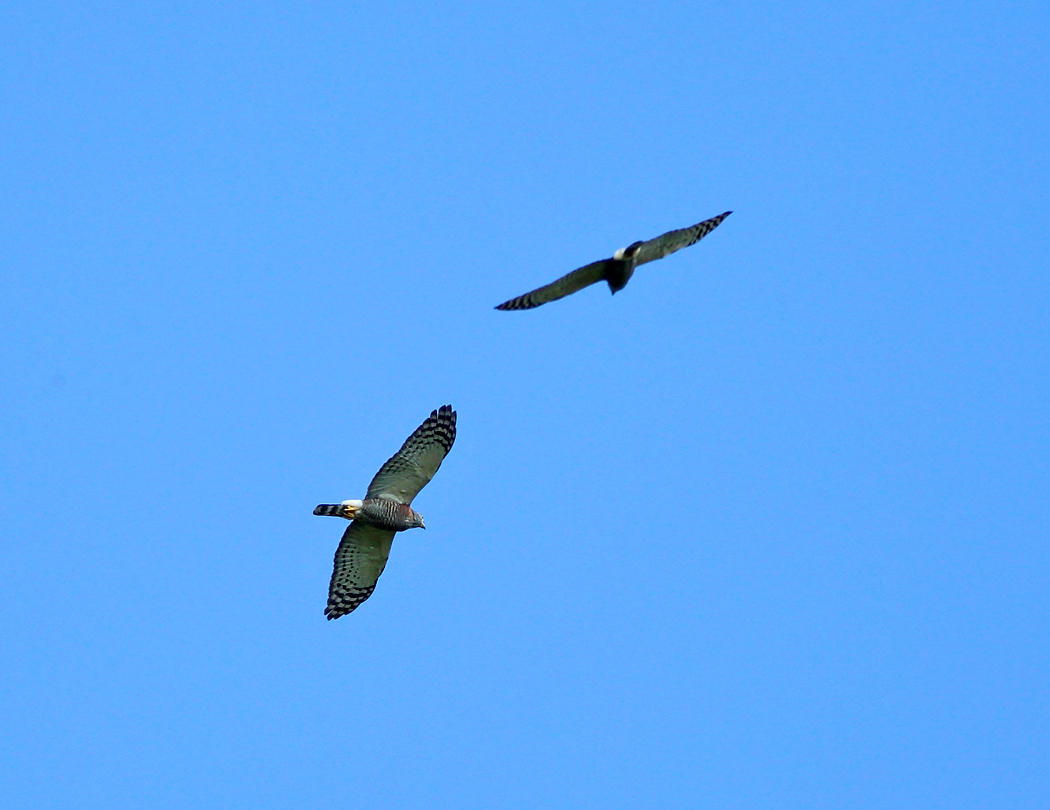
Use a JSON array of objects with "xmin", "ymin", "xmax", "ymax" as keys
[{"xmin": 3, "ymin": 1, "xmax": 1048, "ymax": 807}]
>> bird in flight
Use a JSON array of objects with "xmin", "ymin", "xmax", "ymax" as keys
[
  {"xmin": 495, "ymin": 211, "xmax": 732, "ymax": 311},
  {"xmin": 314, "ymin": 405, "xmax": 456, "ymax": 619}
]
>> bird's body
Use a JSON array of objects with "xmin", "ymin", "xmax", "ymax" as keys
[
  {"xmin": 313, "ymin": 498, "xmax": 422, "ymax": 531},
  {"xmin": 314, "ymin": 405, "xmax": 456, "ymax": 619},
  {"xmin": 495, "ymin": 211, "xmax": 731, "ymax": 311},
  {"xmin": 604, "ymin": 256, "xmax": 636, "ymax": 294}
]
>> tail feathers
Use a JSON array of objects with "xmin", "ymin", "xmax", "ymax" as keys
[{"xmin": 314, "ymin": 503, "xmax": 348, "ymax": 517}]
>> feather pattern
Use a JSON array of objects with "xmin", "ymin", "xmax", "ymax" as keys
[
  {"xmin": 494, "ymin": 259, "xmax": 612, "ymax": 311},
  {"xmin": 325, "ymin": 522, "xmax": 395, "ymax": 619},
  {"xmin": 365, "ymin": 405, "xmax": 457, "ymax": 504},
  {"xmin": 630, "ymin": 211, "xmax": 732, "ymax": 267}
]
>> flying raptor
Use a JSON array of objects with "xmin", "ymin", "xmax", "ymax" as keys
[
  {"xmin": 495, "ymin": 211, "xmax": 732, "ymax": 311},
  {"xmin": 314, "ymin": 405, "xmax": 456, "ymax": 619}
]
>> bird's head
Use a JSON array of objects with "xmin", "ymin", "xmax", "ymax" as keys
[{"xmin": 613, "ymin": 240, "xmax": 644, "ymax": 261}]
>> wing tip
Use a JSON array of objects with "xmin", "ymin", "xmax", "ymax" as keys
[
  {"xmin": 418, "ymin": 404, "xmax": 457, "ymax": 453},
  {"xmin": 324, "ymin": 602, "xmax": 347, "ymax": 620},
  {"xmin": 435, "ymin": 403, "xmax": 457, "ymax": 442}
]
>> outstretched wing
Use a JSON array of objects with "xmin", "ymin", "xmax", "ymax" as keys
[
  {"xmin": 364, "ymin": 405, "xmax": 457, "ymax": 504},
  {"xmin": 495, "ymin": 259, "xmax": 611, "ymax": 311},
  {"xmin": 325, "ymin": 521, "xmax": 395, "ymax": 619},
  {"xmin": 631, "ymin": 211, "xmax": 732, "ymax": 267}
]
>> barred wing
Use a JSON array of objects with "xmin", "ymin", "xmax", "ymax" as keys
[
  {"xmin": 495, "ymin": 259, "xmax": 611, "ymax": 311},
  {"xmin": 325, "ymin": 521, "xmax": 395, "ymax": 619},
  {"xmin": 631, "ymin": 211, "xmax": 732, "ymax": 267},
  {"xmin": 365, "ymin": 405, "xmax": 457, "ymax": 504}
]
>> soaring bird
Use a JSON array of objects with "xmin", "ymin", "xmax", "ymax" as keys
[
  {"xmin": 314, "ymin": 405, "xmax": 456, "ymax": 619},
  {"xmin": 495, "ymin": 211, "xmax": 732, "ymax": 311}
]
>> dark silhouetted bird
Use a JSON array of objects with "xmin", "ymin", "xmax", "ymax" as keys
[{"xmin": 495, "ymin": 211, "xmax": 731, "ymax": 311}]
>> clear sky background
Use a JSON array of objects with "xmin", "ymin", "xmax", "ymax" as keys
[{"xmin": 3, "ymin": 2, "xmax": 1048, "ymax": 808}]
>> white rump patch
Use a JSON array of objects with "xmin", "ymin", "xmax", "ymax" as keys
[{"xmin": 340, "ymin": 499, "xmax": 363, "ymax": 508}]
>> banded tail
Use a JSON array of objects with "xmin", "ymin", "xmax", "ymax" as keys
[{"xmin": 313, "ymin": 500, "xmax": 361, "ymax": 519}]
